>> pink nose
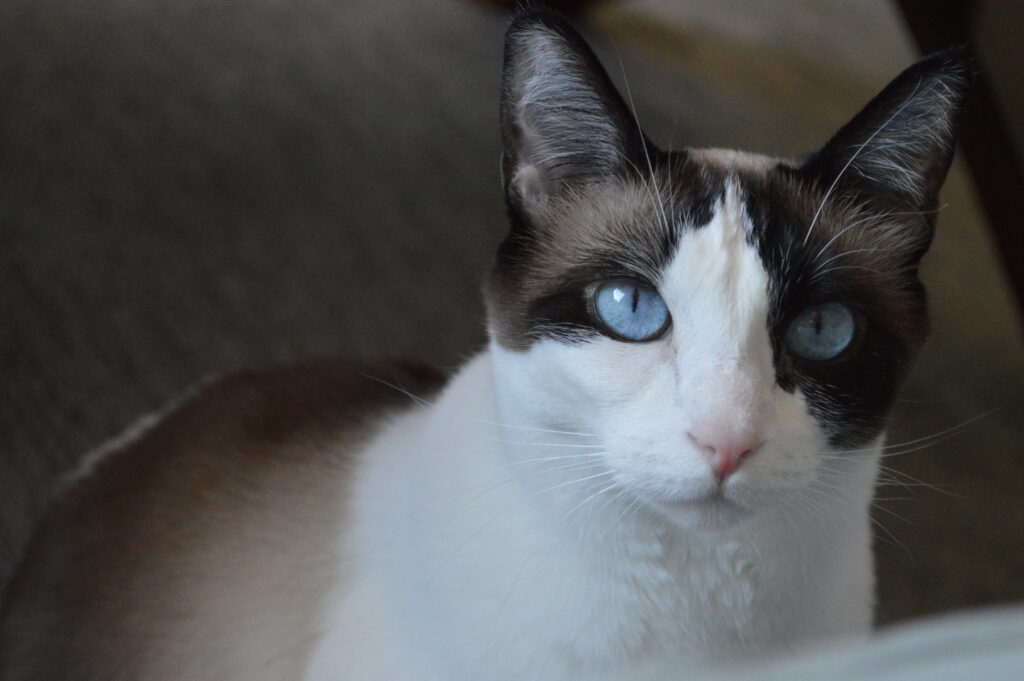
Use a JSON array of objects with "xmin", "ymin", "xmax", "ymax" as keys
[{"xmin": 688, "ymin": 429, "xmax": 761, "ymax": 482}]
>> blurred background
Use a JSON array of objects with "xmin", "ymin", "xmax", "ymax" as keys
[{"xmin": 1, "ymin": 0, "xmax": 1021, "ymax": 626}]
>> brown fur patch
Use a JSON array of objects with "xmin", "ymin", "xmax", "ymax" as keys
[
  {"xmin": 0, "ymin": 362, "xmax": 444, "ymax": 681},
  {"xmin": 486, "ymin": 152, "xmax": 725, "ymax": 349}
]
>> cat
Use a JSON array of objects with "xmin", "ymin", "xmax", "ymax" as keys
[{"xmin": 0, "ymin": 9, "xmax": 971, "ymax": 681}]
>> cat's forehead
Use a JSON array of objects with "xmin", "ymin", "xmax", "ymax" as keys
[
  {"xmin": 524, "ymin": 149, "xmax": 745, "ymax": 278},
  {"xmin": 687, "ymin": 147, "xmax": 781, "ymax": 174},
  {"xmin": 538, "ymin": 146, "xmax": 795, "ymax": 233},
  {"xmin": 526, "ymin": 148, "xmax": 789, "ymax": 279},
  {"xmin": 534, "ymin": 146, "xmax": 920, "ymax": 290}
]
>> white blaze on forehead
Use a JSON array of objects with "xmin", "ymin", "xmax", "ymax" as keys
[
  {"xmin": 661, "ymin": 181, "xmax": 771, "ymax": 355},
  {"xmin": 660, "ymin": 181, "xmax": 774, "ymax": 425}
]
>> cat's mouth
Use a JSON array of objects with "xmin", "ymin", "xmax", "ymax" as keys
[
  {"xmin": 641, "ymin": 484, "xmax": 754, "ymax": 530},
  {"xmin": 651, "ymin": 496, "xmax": 751, "ymax": 531},
  {"xmin": 657, "ymin": 487, "xmax": 742, "ymax": 509}
]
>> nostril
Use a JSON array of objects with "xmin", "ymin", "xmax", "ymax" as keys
[
  {"xmin": 710, "ymin": 447, "xmax": 753, "ymax": 481},
  {"xmin": 686, "ymin": 431, "xmax": 713, "ymax": 453},
  {"xmin": 687, "ymin": 430, "xmax": 762, "ymax": 482}
]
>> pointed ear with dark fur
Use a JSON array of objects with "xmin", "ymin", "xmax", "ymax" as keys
[
  {"xmin": 801, "ymin": 47, "xmax": 973, "ymax": 213},
  {"xmin": 500, "ymin": 11, "xmax": 648, "ymax": 211}
]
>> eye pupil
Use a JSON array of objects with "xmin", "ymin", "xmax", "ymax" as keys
[{"xmin": 593, "ymin": 279, "xmax": 671, "ymax": 342}]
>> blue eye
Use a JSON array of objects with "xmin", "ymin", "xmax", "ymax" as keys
[
  {"xmin": 592, "ymin": 279, "xmax": 670, "ymax": 342},
  {"xmin": 786, "ymin": 302, "xmax": 856, "ymax": 361}
]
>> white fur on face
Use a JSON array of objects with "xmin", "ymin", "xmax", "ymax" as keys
[{"xmin": 493, "ymin": 182, "xmax": 830, "ymax": 531}]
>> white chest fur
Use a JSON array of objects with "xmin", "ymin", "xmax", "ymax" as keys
[{"xmin": 305, "ymin": 352, "xmax": 878, "ymax": 681}]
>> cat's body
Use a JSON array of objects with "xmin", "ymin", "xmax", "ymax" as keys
[
  {"xmin": 0, "ymin": 363, "xmax": 445, "ymax": 680},
  {"xmin": 0, "ymin": 11, "xmax": 970, "ymax": 681},
  {"xmin": 0, "ymin": 351, "xmax": 873, "ymax": 681},
  {"xmin": 308, "ymin": 350, "xmax": 876, "ymax": 681}
]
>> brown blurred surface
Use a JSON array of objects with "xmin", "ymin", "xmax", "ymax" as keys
[{"xmin": 1, "ymin": 0, "xmax": 1022, "ymax": 627}]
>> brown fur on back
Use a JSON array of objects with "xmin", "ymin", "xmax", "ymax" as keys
[{"xmin": 0, "ymin": 362, "xmax": 444, "ymax": 681}]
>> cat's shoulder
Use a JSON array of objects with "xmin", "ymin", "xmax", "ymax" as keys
[
  {"xmin": 174, "ymin": 359, "xmax": 445, "ymax": 450},
  {"xmin": 180, "ymin": 359, "xmax": 446, "ymax": 442},
  {"xmin": 0, "ymin": 360, "xmax": 445, "ymax": 681},
  {"xmin": 65, "ymin": 359, "xmax": 447, "ymax": 501}
]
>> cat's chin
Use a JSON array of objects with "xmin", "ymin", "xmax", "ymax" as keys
[{"xmin": 647, "ymin": 495, "xmax": 753, "ymax": 532}]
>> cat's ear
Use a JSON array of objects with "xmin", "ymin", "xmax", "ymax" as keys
[
  {"xmin": 801, "ymin": 47, "xmax": 973, "ymax": 212},
  {"xmin": 500, "ymin": 11, "xmax": 648, "ymax": 210}
]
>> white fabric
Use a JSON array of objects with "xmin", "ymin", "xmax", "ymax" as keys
[{"xmin": 707, "ymin": 606, "xmax": 1024, "ymax": 681}]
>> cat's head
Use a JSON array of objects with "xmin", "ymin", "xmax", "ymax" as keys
[{"xmin": 484, "ymin": 12, "xmax": 971, "ymax": 529}]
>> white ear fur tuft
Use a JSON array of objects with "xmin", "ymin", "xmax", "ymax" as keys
[{"xmin": 510, "ymin": 163, "xmax": 546, "ymax": 206}]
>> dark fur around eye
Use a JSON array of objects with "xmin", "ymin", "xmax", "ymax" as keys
[{"xmin": 744, "ymin": 169, "xmax": 930, "ymax": 448}]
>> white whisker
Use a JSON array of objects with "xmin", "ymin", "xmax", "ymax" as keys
[
  {"xmin": 497, "ymin": 440, "xmax": 603, "ymax": 449},
  {"xmin": 479, "ymin": 420, "xmax": 594, "ymax": 437},
  {"xmin": 357, "ymin": 373, "xmax": 435, "ymax": 408},
  {"xmin": 506, "ymin": 452, "xmax": 606, "ymax": 467},
  {"xmin": 803, "ymin": 77, "xmax": 924, "ymax": 245},
  {"xmin": 813, "ymin": 247, "xmax": 882, "ymax": 272},
  {"xmin": 615, "ymin": 47, "xmax": 673, "ymax": 241}
]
